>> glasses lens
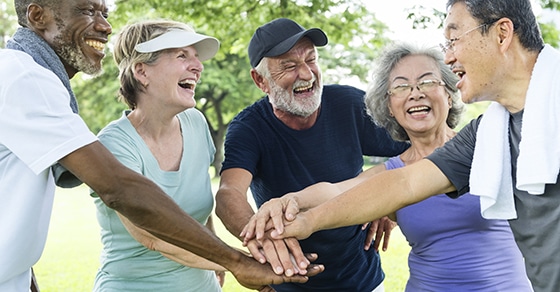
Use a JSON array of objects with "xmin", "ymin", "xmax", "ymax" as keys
[
  {"xmin": 390, "ymin": 84, "xmax": 412, "ymax": 98},
  {"xmin": 418, "ymin": 80, "xmax": 440, "ymax": 92}
]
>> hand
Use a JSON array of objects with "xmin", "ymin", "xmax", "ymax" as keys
[
  {"xmin": 244, "ymin": 231, "xmax": 313, "ymax": 276},
  {"xmin": 363, "ymin": 216, "xmax": 396, "ymax": 251},
  {"xmin": 241, "ymin": 196, "xmax": 300, "ymax": 243},
  {"xmin": 215, "ymin": 270, "xmax": 225, "ymax": 287},
  {"xmin": 270, "ymin": 211, "xmax": 315, "ymax": 241},
  {"xmin": 230, "ymin": 253, "xmax": 324, "ymax": 290}
]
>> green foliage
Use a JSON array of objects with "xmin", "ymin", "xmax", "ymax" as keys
[
  {"xmin": 76, "ymin": 0, "xmax": 391, "ymax": 175},
  {"xmin": 0, "ymin": 0, "xmax": 17, "ymax": 47},
  {"xmin": 72, "ymin": 51, "xmax": 126, "ymax": 134}
]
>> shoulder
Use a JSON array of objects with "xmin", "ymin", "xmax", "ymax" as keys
[{"xmin": 322, "ymin": 84, "xmax": 365, "ymax": 98}]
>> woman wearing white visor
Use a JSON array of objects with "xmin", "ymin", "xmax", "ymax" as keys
[{"xmin": 91, "ymin": 20, "xmax": 225, "ymax": 291}]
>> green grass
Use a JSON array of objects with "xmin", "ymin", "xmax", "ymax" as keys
[{"xmin": 34, "ymin": 184, "xmax": 410, "ymax": 291}]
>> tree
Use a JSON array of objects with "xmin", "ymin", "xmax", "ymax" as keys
[
  {"xmin": 75, "ymin": 0, "xmax": 390, "ymax": 176},
  {"xmin": 0, "ymin": 0, "xmax": 17, "ymax": 47}
]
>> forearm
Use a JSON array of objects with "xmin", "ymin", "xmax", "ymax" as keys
[
  {"xmin": 60, "ymin": 143, "xmax": 245, "ymax": 272},
  {"xmin": 117, "ymin": 212, "xmax": 226, "ymax": 271},
  {"xmin": 215, "ymin": 190, "xmax": 255, "ymax": 239},
  {"xmin": 306, "ymin": 160, "xmax": 451, "ymax": 232},
  {"xmin": 291, "ymin": 164, "xmax": 386, "ymax": 210}
]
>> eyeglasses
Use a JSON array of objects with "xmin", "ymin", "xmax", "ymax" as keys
[
  {"xmin": 439, "ymin": 23, "xmax": 487, "ymax": 53},
  {"xmin": 387, "ymin": 79, "xmax": 446, "ymax": 98}
]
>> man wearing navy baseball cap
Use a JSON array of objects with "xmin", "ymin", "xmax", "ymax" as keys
[{"xmin": 216, "ymin": 18, "xmax": 408, "ymax": 291}]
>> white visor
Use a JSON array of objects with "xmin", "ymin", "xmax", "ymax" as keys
[{"xmin": 135, "ymin": 29, "xmax": 220, "ymax": 61}]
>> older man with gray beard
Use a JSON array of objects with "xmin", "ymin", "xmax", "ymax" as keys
[{"xmin": 215, "ymin": 18, "xmax": 409, "ymax": 292}]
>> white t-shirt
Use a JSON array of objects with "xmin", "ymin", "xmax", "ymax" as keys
[{"xmin": 0, "ymin": 49, "xmax": 97, "ymax": 291}]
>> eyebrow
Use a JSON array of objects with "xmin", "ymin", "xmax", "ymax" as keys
[{"xmin": 392, "ymin": 72, "xmax": 438, "ymax": 83}]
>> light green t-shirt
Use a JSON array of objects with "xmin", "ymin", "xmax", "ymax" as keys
[{"xmin": 92, "ymin": 109, "xmax": 220, "ymax": 292}]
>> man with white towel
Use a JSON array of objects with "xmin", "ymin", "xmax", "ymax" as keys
[{"xmin": 255, "ymin": 0, "xmax": 560, "ymax": 291}]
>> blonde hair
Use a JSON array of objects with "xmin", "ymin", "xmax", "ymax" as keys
[{"xmin": 113, "ymin": 20, "xmax": 195, "ymax": 109}]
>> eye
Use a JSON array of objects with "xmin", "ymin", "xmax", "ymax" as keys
[
  {"xmin": 393, "ymin": 84, "xmax": 411, "ymax": 92},
  {"xmin": 82, "ymin": 9, "xmax": 95, "ymax": 16}
]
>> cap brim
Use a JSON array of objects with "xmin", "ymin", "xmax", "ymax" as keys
[
  {"xmin": 265, "ymin": 28, "xmax": 328, "ymax": 58},
  {"xmin": 135, "ymin": 29, "xmax": 220, "ymax": 61}
]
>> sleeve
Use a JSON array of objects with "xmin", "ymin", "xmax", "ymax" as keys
[
  {"xmin": 427, "ymin": 116, "xmax": 480, "ymax": 198},
  {"xmin": 220, "ymin": 115, "xmax": 261, "ymax": 176},
  {"xmin": 0, "ymin": 58, "xmax": 97, "ymax": 174}
]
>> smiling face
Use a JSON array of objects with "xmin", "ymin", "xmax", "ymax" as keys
[
  {"xmin": 262, "ymin": 38, "xmax": 323, "ymax": 117},
  {"xmin": 388, "ymin": 55, "xmax": 451, "ymax": 138},
  {"xmin": 42, "ymin": 0, "xmax": 112, "ymax": 77},
  {"xmin": 139, "ymin": 46, "xmax": 203, "ymax": 111},
  {"xmin": 443, "ymin": 2, "xmax": 502, "ymax": 104}
]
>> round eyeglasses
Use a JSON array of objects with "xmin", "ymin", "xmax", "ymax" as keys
[{"xmin": 387, "ymin": 79, "xmax": 446, "ymax": 98}]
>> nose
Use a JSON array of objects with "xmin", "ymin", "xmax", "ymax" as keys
[
  {"xmin": 408, "ymin": 86, "xmax": 425, "ymax": 100},
  {"xmin": 297, "ymin": 63, "xmax": 313, "ymax": 81},
  {"xmin": 94, "ymin": 13, "xmax": 112, "ymax": 35},
  {"xmin": 191, "ymin": 57, "xmax": 203, "ymax": 73},
  {"xmin": 443, "ymin": 49, "xmax": 455, "ymax": 65}
]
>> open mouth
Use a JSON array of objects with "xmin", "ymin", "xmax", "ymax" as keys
[
  {"xmin": 407, "ymin": 105, "xmax": 431, "ymax": 116},
  {"xmin": 85, "ymin": 39, "xmax": 105, "ymax": 52},
  {"xmin": 179, "ymin": 79, "xmax": 196, "ymax": 90},
  {"xmin": 293, "ymin": 83, "xmax": 313, "ymax": 94}
]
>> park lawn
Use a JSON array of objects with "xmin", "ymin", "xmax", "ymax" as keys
[{"xmin": 34, "ymin": 184, "xmax": 410, "ymax": 291}]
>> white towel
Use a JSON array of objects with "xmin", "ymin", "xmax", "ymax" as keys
[
  {"xmin": 517, "ymin": 45, "xmax": 560, "ymax": 194},
  {"xmin": 470, "ymin": 102, "xmax": 516, "ymax": 219},
  {"xmin": 470, "ymin": 45, "xmax": 560, "ymax": 219}
]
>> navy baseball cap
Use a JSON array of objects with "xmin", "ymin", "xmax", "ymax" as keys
[{"xmin": 248, "ymin": 18, "xmax": 328, "ymax": 68}]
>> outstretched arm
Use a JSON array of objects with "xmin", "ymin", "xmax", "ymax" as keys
[
  {"xmin": 242, "ymin": 164, "xmax": 387, "ymax": 242},
  {"xmin": 215, "ymin": 168, "xmax": 312, "ymax": 277},
  {"xmin": 117, "ymin": 212, "xmax": 226, "ymax": 271},
  {"xmin": 274, "ymin": 159, "xmax": 455, "ymax": 240},
  {"xmin": 60, "ymin": 142, "xmax": 323, "ymax": 289}
]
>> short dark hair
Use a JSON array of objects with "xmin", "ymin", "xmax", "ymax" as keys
[
  {"xmin": 14, "ymin": 0, "xmax": 59, "ymax": 27},
  {"xmin": 446, "ymin": 0, "xmax": 544, "ymax": 52}
]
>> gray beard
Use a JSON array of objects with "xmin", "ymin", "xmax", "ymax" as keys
[{"xmin": 268, "ymin": 80, "xmax": 322, "ymax": 117}]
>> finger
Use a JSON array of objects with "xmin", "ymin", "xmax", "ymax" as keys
[
  {"xmin": 304, "ymin": 263, "xmax": 325, "ymax": 277},
  {"xmin": 285, "ymin": 238, "xmax": 309, "ymax": 273},
  {"xmin": 284, "ymin": 198, "xmax": 299, "ymax": 221},
  {"xmin": 262, "ymin": 239, "xmax": 285, "ymax": 275},
  {"xmin": 246, "ymin": 240, "xmax": 267, "ymax": 264},
  {"xmin": 382, "ymin": 229, "xmax": 391, "ymax": 251},
  {"xmin": 374, "ymin": 222, "xmax": 384, "ymax": 252},
  {"xmin": 271, "ymin": 239, "xmax": 298, "ymax": 276},
  {"xmin": 364, "ymin": 224, "xmax": 375, "ymax": 251},
  {"xmin": 241, "ymin": 215, "xmax": 257, "ymax": 241},
  {"xmin": 304, "ymin": 253, "xmax": 318, "ymax": 262}
]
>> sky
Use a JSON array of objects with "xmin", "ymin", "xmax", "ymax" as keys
[{"xmin": 369, "ymin": 0, "xmax": 558, "ymax": 45}]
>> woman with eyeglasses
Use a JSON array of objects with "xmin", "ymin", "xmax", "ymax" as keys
[{"xmin": 242, "ymin": 42, "xmax": 532, "ymax": 291}]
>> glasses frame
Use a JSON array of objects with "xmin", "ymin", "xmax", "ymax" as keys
[
  {"xmin": 440, "ymin": 23, "xmax": 488, "ymax": 53},
  {"xmin": 387, "ymin": 79, "xmax": 446, "ymax": 98}
]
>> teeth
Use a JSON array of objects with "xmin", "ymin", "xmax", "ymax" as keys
[
  {"xmin": 179, "ymin": 79, "xmax": 196, "ymax": 89},
  {"xmin": 294, "ymin": 83, "xmax": 313, "ymax": 92},
  {"xmin": 179, "ymin": 80, "xmax": 196, "ymax": 85},
  {"xmin": 85, "ymin": 40, "xmax": 105, "ymax": 51},
  {"xmin": 408, "ymin": 106, "xmax": 429, "ymax": 113}
]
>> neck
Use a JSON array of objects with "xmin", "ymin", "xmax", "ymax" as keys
[
  {"xmin": 273, "ymin": 107, "xmax": 320, "ymax": 130},
  {"xmin": 400, "ymin": 127, "xmax": 456, "ymax": 165},
  {"xmin": 493, "ymin": 46, "xmax": 540, "ymax": 113}
]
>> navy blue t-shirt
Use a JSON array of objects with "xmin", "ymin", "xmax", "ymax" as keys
[{"xmin": 222, "ymin": 84, "xmax": 408, "ymax": 291}]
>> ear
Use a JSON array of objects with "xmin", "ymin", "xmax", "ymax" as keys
[
  {"xmin": 494, "ymin": 18, "xmax": 515, "ymax": 52},
  {"xmin": 27, "ymin": 3, "xmax": 49, "ymax": 30},
  {"xmin": 133, "ymin": 63, "xmax": 149, "ymax": 87},
  {"xmin": 250, "ymin": 69, "xmax": 269, "ymax": 93}
]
